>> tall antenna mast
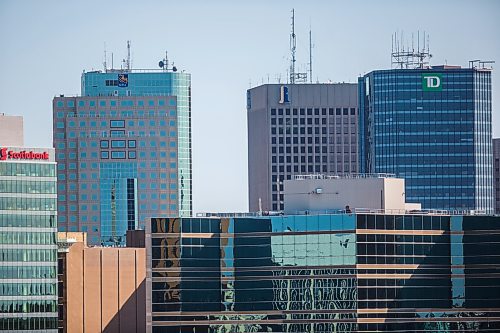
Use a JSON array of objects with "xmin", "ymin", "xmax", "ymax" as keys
[
  {"xmin": 126, "ymin": 40, "xmax": 131, "ymax": 71},
  {"xmin": 103, "ymin": 42, "xmax": 107, "ymax": 72},
  {"xmin": 290, "ymin": 9, "xmax": 296, "ymax": 84},
  {"xmin": 309, "ymin": 27, "xmax": 313, "ymax": 83}
]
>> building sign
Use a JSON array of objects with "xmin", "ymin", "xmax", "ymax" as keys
[
  {"xmin": 118, "ymin": 74, "xmax": 129, "ymax": 87},
  {"xmin": 0, "ymin": 148, "xmax": 49, "ymax": 161},
  {"xmin": 422, "ymin": 73, "xmax": 442, "ymax": 91},
  {"xmin": 279, "ymin": 85, "xmax": 290, "ymax": 104}
]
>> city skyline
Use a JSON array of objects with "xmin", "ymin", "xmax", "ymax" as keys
[{"xmin": 1, "ymin": 0, "xmax": 499, "ymax": 213}]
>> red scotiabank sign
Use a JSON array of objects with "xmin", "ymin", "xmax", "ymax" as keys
[{"xmin": 0, "ymin": 148, "xmax": 49, "ymax": 161}]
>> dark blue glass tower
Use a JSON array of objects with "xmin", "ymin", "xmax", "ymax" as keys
[{"xmin": 359, "ymin": 66, "xmax": 493, "ymax": 213}]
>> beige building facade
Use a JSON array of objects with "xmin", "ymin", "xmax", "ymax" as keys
[
  {"xmin": 283, "ymin": 173, "xmax": 421, "ymax": 214},
  {"xmin": 0, "ymin": 113, "xmax": 24, "ymax": 146},
  {"xmin": 58, "ymin": 233, "xmax": 146, "ymax": 333}
]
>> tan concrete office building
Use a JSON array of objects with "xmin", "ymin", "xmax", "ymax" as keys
[
  {"xmin": 57, "ymin": 233, "xmax": 146, "ymax": 333},
  {"xmin": 247, "ymin": 83, "xmax": 358, "ymax": 212}
]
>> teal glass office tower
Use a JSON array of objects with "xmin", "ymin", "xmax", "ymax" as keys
[
  {"xmin": 0, "ymin": 147, "xmax": 58, "ymax": 331},
  {"xmin": 53, "ymin": 66, "xmax": 191, "ymax": 246},
  {"xmin": 359, "ymin": 66, "xmax": 493, "ymax": 213}
]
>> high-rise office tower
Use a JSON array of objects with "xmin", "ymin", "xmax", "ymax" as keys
[
  {"xmin": 53, "ymin": 57, "xmax": 191, "ymax": 245},
  {"xmin": 0, "ymin": 119, "xmax": 58, "ymax": 331},
  {"xmin": 494, "ymin": 138, "xmax": 500, "ymax": 214},
  {"xmin": 359, "ymin": 65, "xmax": 494, "ymax": 213},
  {"xmin": 247, "ymin": 84, "xmax": 358, "ymax": 212}
]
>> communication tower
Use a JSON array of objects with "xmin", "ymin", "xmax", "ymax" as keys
[
  {"xmin": 289, "ymin": 9, "xmax": 308, "ymax": 83},
  {"xmin": 391, "ymin": 31, "xmax": 432, "ymax": 69}
]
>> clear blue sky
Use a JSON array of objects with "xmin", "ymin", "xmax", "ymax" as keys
[{"xmin": 1, "ymin": 0, "xmax": 499, "ymax": 213}]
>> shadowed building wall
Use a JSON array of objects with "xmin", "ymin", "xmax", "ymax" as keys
[
  {"xmin": 58, "ymin": 237, "xmax": 146, "ymax": 333},
  {"xmin": 494, "ymin": 138, "xmax": 500, "ymax": 214}
]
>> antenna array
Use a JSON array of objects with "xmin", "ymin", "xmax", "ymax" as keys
[
  {"xmin": 309, "ymin": 28, "xmax": 313, "ymax": 83},
  {"xmin": 391, "ymin": 31, "xmax": 432, "ymax": 69},
  {"xmin": 289, "ymin": 9, "xmax": 308, "ymax": 84},
  {"xmin": 126, "ymin": 40, "xmax": 131, "ymax": 71}
]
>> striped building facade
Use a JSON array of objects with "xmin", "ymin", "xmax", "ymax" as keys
[{"xmin": 147, "ymin": 213, "xmax": 500, "ymax": 332}]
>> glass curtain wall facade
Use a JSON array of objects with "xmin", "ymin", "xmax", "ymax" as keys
[
  {"xmin": 359, "ymin": 67, "xmax": 493, "ymax": 213},
  {"xmin": 82, "ymin": 71, "xmax": 192, "ymax": 217},
  {"xmin": 53, "ymin": 68, "xmax": 191, "ymax": 246},
  {"xmin": 0, "ymin": 150, "xmax": 58, "ymax": 331},
  {"xmin": 148, "ymin": 214, "xmax": 500, "ymax": 332},
  {"xmin": 494, "ymin": 138, "xmax": 500, "ymax": 214}
]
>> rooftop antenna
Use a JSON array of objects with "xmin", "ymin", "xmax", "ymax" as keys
[
  {"xmin": 309, "ymin": 25, "xmax": 313, "ymax": 83},
  {"xmin": 391, "ymin": 30, "xmax": 431, "ymax": 69},
  {"xmin": 290, "ymin": 9, "xmax": 296, "ymax": 84},
  {"xmin": 103, "ymin": 42, "xmax": 107, "ymax": 72},
  {"xmin": 288, "ymin": 9, "xmax": 308, "ymax": 84},
  {"xmin": 159, "ymin": 51, "xmax": 172, "ymax": 72},
  {"xmin": 126, "ymin": 40, "xmax": 131, "ymax": 71},
  {"xmin": 111, "ymin": 52, "xmax": 114, "ymax": 70}
]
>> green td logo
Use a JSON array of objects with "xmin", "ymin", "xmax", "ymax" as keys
[{"xmin": 422, "ymin": 73, "xmax": 442, "ymax": 91}]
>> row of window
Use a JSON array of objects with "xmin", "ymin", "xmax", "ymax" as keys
[
  {"xmin": 0, "ymin": 283, "xmax": 56, "ymax": 296},
  {"xmin": 55, "ymin": 109, "xmax": 177, "ymax": 119},
  {"xmin": 271, "ymin": 164, "xmax": 356, "ymax": 175},
  {"xmin": 59, "ymin": 171, "xmax": 176, "ymax": 182},
  {"xmin": 0, "ymin": 163, "xmax": 55, "ymax": 178},
  {"xmin": 56, "ymin": 119, "xmax": 176, "ymax": 129},
  {"xmin": 271, "ymin": 137, "xmax": 357, "ymax": 146},
  {"xmin": 58, "ymin": 204, "xmax": 178, "ymax": 222},
  {"xmin": 0, "ymin": 197, "xmax": 56, "ymax": 212},
  {"xmin": 0, "ymin": 214, "xmax": 56, "ymax": 229},
  {"xmin": 271, "ymin": 108, "xmax": 357, "ymax": 116},
  {"xmin": 272, "ymin": 155, "xmax": 357, "ymax": 164},
  {"xmin": 100, "ymin": 139, "xmax": 135, "ymax": 148},
  {"xmin": 0, "ymin": 231, "xmax": 55, "ymax": 245},
  {"xmin": 57, "ymin": 150, "xmax": 177, "ymax": 160},
  {"xmin": 271, "ymin": 126, "xmax": 356, "ymax": 135},
  {"xmin": 151, "ymin": 217, "xmax": 357, "ymax": 234},
  {"xmin": 0, "ymin": 317, "xmax": 57, "ymax": 330},
  {"xmin": 0, "ymin": 180, "xmax": 56, "ymax": 194},
  {"xmin": 0, "ymin": 266, "xmax": 56, "ymax": 280},
  {"xmin": 357, "ymin": 215, "xmax": 450, "ymax": 230},
  {"xmin": 0, "ymin": 300, "xmax": 56, "ymax": 314},
  {"xmin": 58, "ymin": 180, "xmax": 177, "ymax": 192},
  {"xmin": 57, "ymin": 138, "xmax": 176, "ymax": 150},
  {"xmin": 56, "ymin": 98, "xmax": 174, "ymax": 108},
  {"xmin": 272, "ymin": 146, "xmax": 356, "ymax": 154},
  {"xmin": 0, "ymin": 249, "xmax": 57, "ymax": 262},
  {"xmin": 100, "ymin": 150, "xmax": 135, "ymax": 159},
  {"xmin": 54, "ymin": 130, "xmax": 179, "ymax": 139}
]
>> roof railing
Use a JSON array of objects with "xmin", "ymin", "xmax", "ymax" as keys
[
  {"xmin": 197, "ymin": 208, "xmax": 488, "ymax": 218},
  {"xmin": 292, "ymin": 173, "xmax": 397, "ymax": 180}
]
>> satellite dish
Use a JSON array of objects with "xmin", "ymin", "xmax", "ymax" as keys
[
  {"xmin": 172, "ymin": 66, "xmax": 177, "ymax": 72},
  {"xmin": 159, "ymin": 61, "xmax": 164, "ymax": 68}
]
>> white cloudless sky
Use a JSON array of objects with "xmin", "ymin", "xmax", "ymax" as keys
[{"xmin": 1, "ymin": 0, "xmax": 499, "ymax": 214}]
